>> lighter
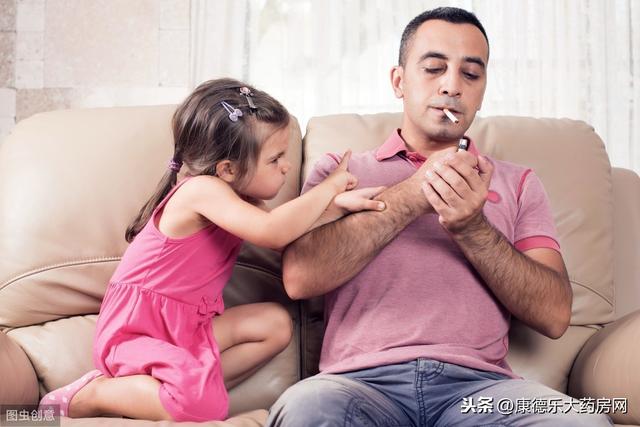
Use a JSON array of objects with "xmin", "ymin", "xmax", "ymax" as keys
[{"xmin": 457, "ymin": 137, "xmax": 469, "ymax": 152}]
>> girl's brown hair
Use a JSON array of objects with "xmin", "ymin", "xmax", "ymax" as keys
[{"xmin": 125, "ymin": 78, "xmax": 290, "ymax": 242}]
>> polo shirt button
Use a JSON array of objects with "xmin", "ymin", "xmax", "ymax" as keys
[{"xmin": 487, "ymin": 190, "xmax": 501, "ymax": 203}]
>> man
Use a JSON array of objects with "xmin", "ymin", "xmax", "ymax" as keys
[{"xmin": 266, "ymin": 7, "xmax": 611, "ymax": 426}]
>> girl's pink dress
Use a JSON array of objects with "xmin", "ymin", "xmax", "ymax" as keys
[{"xmin": 92, "ymin": 177, "xmax": 243, "ymax": 421}]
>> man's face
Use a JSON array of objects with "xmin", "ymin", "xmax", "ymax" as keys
[{"xmin": 392, "ymin": 19, "xmax": 489, "ymax": 143}]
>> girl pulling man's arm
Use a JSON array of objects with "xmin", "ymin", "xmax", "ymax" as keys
[{"xmin": 39, "ymin": 78, "xmax": 384, "ymax": 422}]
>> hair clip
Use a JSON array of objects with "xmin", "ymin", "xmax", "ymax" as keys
[
  {"xmin": 168, "ymin": 158, "xmax": 182, "ymax": 172},
  {"xmin": 239, "ymin": 86, "xmax": 257, "ymax": 110},
  {"xmin": 220, "ymin": 101, "xmax": 243, "ymax": 122}
]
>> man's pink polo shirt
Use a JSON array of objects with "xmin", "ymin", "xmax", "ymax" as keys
[{"xmin": 302, "ymin": 129, "xmax": 561, "ymax": 378}]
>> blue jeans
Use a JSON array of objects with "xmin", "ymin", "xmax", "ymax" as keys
[{"xmin": 266, "ymin": 359, "xmax": 613, "ymax": 426}]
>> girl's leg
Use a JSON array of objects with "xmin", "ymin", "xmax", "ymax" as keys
[
  {"xmin": 69, "ymin": 374, "xmax": 173, "ymax": 420},
  {"xmin": 213, "ymin": 302, "xmax": 293, "ymax": 389},
  {"xmin": 69, "ymin": 303, "xmax": 291, "ymax": 420}
]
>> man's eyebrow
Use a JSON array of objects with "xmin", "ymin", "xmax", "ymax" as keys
[
  {"xmin": 464, "ymin": 56, "xmax": 486, "ymax": 69},
  {"xmin": 418, "ymin": 51, "xmax": 448, "ymax": 62},
  {"xmin": 418, "ymin": 51, "xmax": 486, "ymax": 69}
]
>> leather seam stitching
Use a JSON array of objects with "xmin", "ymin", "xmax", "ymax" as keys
[
  {"xmin": 0, "ymin": 257, "xmax": 122, "ymax": 290},
  {"xmin": 1, "ymin": 260, "xmax": 281, "ymax": 290},
  {"xmin": 569, "ymin": 278, "xmax": 613, "ymax": 307}
]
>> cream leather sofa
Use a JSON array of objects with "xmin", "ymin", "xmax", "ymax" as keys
[{"xmin": 0, "ymin": 106, "xmax": 638, "ymax": 427}]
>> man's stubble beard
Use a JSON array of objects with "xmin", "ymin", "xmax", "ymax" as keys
[{"xmin": 425, "ymin": 124, "xmax": 467, "ymax": 143}]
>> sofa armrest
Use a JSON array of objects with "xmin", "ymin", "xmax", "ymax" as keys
[
  {"xmin": 568, "ymin": 310, "xmax": 640, "ymax": 424},
  {"xmin": 0, "ymin": 329, "xmax": 40, "ymax": 404}
]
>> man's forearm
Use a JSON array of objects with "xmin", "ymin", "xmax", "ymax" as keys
[
  {"xmin": 451, "ymin": 215, "xmax": 572, "ymax": 338},
  {"xmin": 283, "ymin": 177, "xmax": 429, "ymax": 300}
]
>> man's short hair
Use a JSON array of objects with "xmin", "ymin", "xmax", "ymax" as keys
[{"xmin": 398, "ymin": 7, "xmax": 489, "ymax": 66}]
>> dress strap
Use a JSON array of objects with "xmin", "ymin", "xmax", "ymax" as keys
[{"xmin": 153, "ymin": 176, "xmax": 193, "ymax": 214}]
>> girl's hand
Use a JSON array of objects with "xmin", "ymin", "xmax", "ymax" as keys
[
  {"xmin": 326, "ymin": 150, "xmax": 358, "ymax": 192},
  {"xmin": 310, "ymin": 185, "xmax": 387, "ymax": 230},
  {"xmin": 334, "ymin": 186, "xmax": 387, "ymax": 214}
]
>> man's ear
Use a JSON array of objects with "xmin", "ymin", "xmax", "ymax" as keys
[
  {"xmin": 215, "ymin": 160, "xmax": 237, "ymax": 183},
  {"xmin": 390, "ymin": 66, "xmax": 404, "ymax": 99}
]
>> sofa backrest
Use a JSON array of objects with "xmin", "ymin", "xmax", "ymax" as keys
[
  {"xmin": 0, "ymin": 106, "xmax": 303, "ymax": 415},
  {"xmin": 300, "ymin": 113, "xmax": 618, "ymax": 393}
]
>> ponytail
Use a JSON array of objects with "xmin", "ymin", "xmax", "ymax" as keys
[{"xmin": 124, "ymin": 169, "xmax": 178, "ymax": 242}]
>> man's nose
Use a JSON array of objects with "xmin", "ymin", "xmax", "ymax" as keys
[{"xmin": 438, "ymin": 70, "xmax": 462, "ymax": 97}]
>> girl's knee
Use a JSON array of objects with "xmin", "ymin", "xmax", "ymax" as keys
[
  {"xmin": 261, "ymin": 302, "xmax": 293, "ymax": 349},
  {"xmin": 221, "ymin": 302, "xmax": 292, "ymax": 350}
]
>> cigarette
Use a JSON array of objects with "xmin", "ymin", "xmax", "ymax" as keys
[{"xmin": 443, "ymin": 108, "xmax": 459, "ymax": 123}]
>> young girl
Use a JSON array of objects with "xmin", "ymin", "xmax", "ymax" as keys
[{"xmin": 38, "ymin": 78, "xmax": 385, "ymax": 422}]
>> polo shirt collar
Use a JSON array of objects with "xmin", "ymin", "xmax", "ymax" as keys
[{"xmin": 375, "ymin": 129, "xmax": 480, "ymax": 161}]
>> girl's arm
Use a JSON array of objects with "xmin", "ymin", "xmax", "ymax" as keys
[
  {"xmin": 308, "ymin": 186, "xmax": 387, "ymax": 230},
  {"xmin": 190, "ymin": 152, "xmax": 355, "ymax": 249}
]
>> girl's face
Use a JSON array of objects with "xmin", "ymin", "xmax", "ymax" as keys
[{"xmin": 240, "ymin": 124, "xmax": 292, "ymax": 200}]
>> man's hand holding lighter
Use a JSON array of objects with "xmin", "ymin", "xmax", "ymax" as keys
[
  {"xmin": 418, "ymin": 106, "xmax": 494, "ymax": 234},
  {"xmin": 421, "ymin": 149, "xmax": 494, "ymax": 234}
]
